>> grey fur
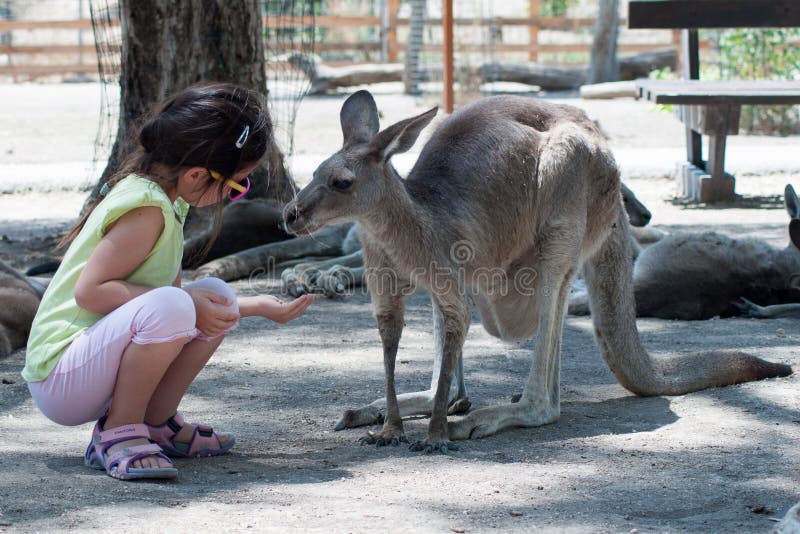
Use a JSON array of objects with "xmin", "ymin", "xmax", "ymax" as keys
[
  {"xmin": 570, "ymin": 184, "xmax": 800, "ymax": 320},
  {"xmin": 0, "ymin": 259, "xmax": 42, "ymax": 358},
  {"xmin": 285, "ymin": 90, "xmax": 791, "ymax": 450},
  {"xmin": 282, "ymin": 185, "xmax": 654, "ymax": 297}
]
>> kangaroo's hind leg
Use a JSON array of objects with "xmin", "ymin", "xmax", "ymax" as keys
[
  {"xmin": 448, "ymin": 225, "xmax": 582, "ymax": 440},
  {"xmin": 334, "ymin": 298, "xmax": 469, "ymax": 431}
]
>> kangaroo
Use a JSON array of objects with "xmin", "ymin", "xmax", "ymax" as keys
[
  {"xmin": 569, "ymin": 184, "xmax": 800, "ymax": 320},
  {"xmin": 183, "ymin": 198, "xmax": 292, "ymax": 269},
  {"xmin": 281, "ymin": 182, "xmax": 654, "ymax": 297},
  {"xmin": 284, "ymin": 90, "xmax": 791, "ymax": 451},
  {"xmin": 0, "ymin": 259, "xmax": 44, "ymax": 358}
]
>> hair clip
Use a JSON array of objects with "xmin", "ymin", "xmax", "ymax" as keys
[
  {"xmin": 99, "ymin": 182, "xmax": 110, "ymax": 197},
  {"xmin": 235, "ymin": 125, "xmax": 250, "ymax": 149}
]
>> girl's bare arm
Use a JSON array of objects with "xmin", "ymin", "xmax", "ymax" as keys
[{"xmin": 74, "ymin": 206, "xmax": 164, "ymax": 315}]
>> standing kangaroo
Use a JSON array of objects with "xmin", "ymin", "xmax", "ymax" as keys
[
  {"xmin": 281, "ymin": 182, "xmax": 652, "ymax": 298},
  {"xmin": 285, "ymin": 90, "xmax": 792, "ymax": 452}
]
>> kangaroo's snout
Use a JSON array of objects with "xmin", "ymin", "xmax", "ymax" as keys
[
  {"xmin": 282, "ymin": 201, "xmax": 305, "ymax": 234},
  {"xmin": 283, "ymin": 190, "xmax": 326, "ymax": 236}
]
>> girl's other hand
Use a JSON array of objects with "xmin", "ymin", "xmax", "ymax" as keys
[
  {"xmin": 185, "ymin": 287, "xmax": 240, "ymax": 337},
  {"xmin": 258, "ymin": 294, "xmax": 314, "ymax": 323}
]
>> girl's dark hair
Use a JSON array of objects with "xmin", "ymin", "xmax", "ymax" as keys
[{"xmin": 58, "ymin": 82, "xmax": 271, "ymax": 255}]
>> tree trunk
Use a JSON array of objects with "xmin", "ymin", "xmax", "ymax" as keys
[
  {"xmin": 91, "ymin": 0, "xmax": 295, "ymax": 209},
  {"xmin": 589, "ymin": 0, "xmax": 620, "ymax": 84}
]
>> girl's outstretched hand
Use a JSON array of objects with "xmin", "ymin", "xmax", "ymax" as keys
[
  {"xmin": 257, "ymin": 293, "xmax": 314, "ymax": 323},
  {"xmin": 185, "ymin": 287, "xmax": 240, "ymax": 337}
]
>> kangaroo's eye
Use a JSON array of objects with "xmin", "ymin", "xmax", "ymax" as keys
[{"xmin": 331, "ymin": 178, "xmax": 353, "ymax": 191}]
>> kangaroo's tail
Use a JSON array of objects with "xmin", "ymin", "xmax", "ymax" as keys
[{"xmin": 583, "ymin": 208, "xmax": 792, "ymax": 396}]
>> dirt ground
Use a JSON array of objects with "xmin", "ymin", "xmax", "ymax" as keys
[{"xmin": 0, "ymin": 82, "xmax": 799, "ymax": 533}]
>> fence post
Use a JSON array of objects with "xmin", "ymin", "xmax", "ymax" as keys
[
  {"xmin": 529, "ymin": 0, "xmax": 540, "ymax": 61},
  {"xmin": 387, "ymin": 0, "xmax": 399, "ymax": 62},
  {"xmin": 443, "ymin": 0, "xmax": 453, "ymax": 112}
]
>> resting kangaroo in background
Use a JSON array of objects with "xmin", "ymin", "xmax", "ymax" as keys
[
  {"xmin": 281, "ymin": 182, "xmax": 653, "ymax": 298},
  {"xmin": 0, "ymin": 259, "xmax": 44, "ymax": 358},
  {"xmin": 285, "ymin": 90, "xmax": 792, "ymax": 452},
  {"xmin": 569, "ymin": 184, "xmax": 800, "ymax": 320}
]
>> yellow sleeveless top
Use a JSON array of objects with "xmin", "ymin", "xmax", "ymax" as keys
[{"xmin": 23, "ymin": 175, "xmax": 189, "ymax": 382}]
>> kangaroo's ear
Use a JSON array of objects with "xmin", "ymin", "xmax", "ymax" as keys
[
  {"xmin": 369, "ymin": 106, "xmax": 438, "ymax": 161},
  {"xmin": 790, "ymin": 218, "xmax": 800, "ymax": 250},
  {"xmin": 790, "ymin": 273, "xmax": 800, "ymax": 290},
  {"xmin": 785, "ymin": 184, "xmax": 800, "ymax": 219},
  {"xmin": 340, "ymin": 90, "xmax": 380, "ymax": 146}
]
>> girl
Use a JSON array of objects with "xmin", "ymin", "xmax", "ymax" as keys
[{"xmin": 24, "ymin": 82, "xmax": 313, "ymax": 481}]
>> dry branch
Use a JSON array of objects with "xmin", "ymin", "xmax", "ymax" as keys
[{"xmin": 480, "ymin": 48, "xmax": 677, "ymax": 91}]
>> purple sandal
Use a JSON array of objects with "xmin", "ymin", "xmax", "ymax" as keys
[
  {"xmin": 147, "ymin": 412, "xmax": 235, "ymax": 458},
  {"xmin": 84, "ymin": 420, "xmax": 177, "ymax": 480}
]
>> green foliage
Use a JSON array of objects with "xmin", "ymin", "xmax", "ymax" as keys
[
  {"xmin": 648, "ymin": 67, "xmax": 676, "ymax": 113},
  {"xmin": 539, "ymin": 0, "xmax": 577, "ymax": 17},
  {"xmin": 713, "ymin": 29, "xmax": 800, "ymax": 135}
]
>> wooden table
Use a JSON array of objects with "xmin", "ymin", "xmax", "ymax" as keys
[
  {"xmin": 636, "ymin": 79, "xmax": 800, "ymax": 202},
  {"xmin": 628, "ymin": 0, "xmax": 800, "ymax": 202}
]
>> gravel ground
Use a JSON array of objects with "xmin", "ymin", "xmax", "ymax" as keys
[{"xmin": 0, "ymin": 82, "xmax": 798, "ymax": 533}]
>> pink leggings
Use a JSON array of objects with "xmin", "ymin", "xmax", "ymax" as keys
[{"xmin": 28, "ymin": 277, "xmax": 238, "ymax": 426}]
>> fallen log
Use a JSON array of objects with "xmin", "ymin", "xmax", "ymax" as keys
[
  {"xmin": 478, "ymin": 62, "xmax": 587, "ymax": 91},
  {"xmin": 193, "ymin": 223, "xmax": 353, "ymax": 282},
  {"xmin": 580, "ymin": 80, "xmax": 637, "ymax": 99},
  {"xmin": 480, "ymin": 48, "xmax": 677, "ymax": 91},
  {"xmin": 619, "ymin": 48, "xmax": 678, "ymax": 80},
  {"xmin": 287, "ymin": 53, "xmax": 404, "ymax": 95}
]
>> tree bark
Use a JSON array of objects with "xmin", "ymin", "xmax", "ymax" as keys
[
  {"xmin": 589, "ymin": 0, "xmax": 620, "ymax": 84},
  {"xmin": 91, "ymin": 0, "xmax": 296, "ymax": 208}
]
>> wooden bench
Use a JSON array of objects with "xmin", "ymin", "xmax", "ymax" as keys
[
  {"xmin": 628, "ymin": 0, "xmax": 800, "ymax": 203},
  {"xmin": 635, "ymin": 79, "xmax": 800, "ymax": 203}
]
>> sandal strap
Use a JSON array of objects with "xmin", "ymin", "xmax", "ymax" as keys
[
  {"xmin": 184, "ymin": 425, "xmax": 226, "ymax": 455},
  {"xmin": 96, "ymin": 423, "xmax": 151, "ymax": 446},
  {"xmin": 106, "ymin": 443, "xmax": 165, "ymax": 468},
  {"xmin": 108, "ymin": 444, "xmax": 174, "ymax": 474},
  {"xmin": 147, "ymin": 411, "xmax": 233, "ymax": 457}
]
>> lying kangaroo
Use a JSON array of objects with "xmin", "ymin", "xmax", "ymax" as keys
[
  {"xmin": 183, "ymin": 198, "xmax": 291, "ymax": 268},
  {"xmin": 284, "ymin": 90, "xmax": 791, "ymax": 451},
  {"xmin": 282, "ymin": 182, "xmax": 653, "ymax": 297},
  {"xmin": 0, "ymin": 259, "xmax": 44, "ymax": 358},
  {"xmin": 569, "ymin": 184, "xmax": 800, "ymax": 320}
]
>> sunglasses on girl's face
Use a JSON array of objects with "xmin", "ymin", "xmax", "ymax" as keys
[{"xmin": 209, "ymin": 170, "xmax": 251, "ymax": 201}]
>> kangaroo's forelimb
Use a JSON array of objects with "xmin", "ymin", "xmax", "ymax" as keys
[{"xmin": 335, "ymin": 296, "xmax": 470, "ymax": 432}]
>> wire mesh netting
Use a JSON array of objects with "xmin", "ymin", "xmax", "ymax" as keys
[
  {"xmin": 87, "ymin": 0, "xmax": 119, "ymax": 178},
  {"xmin": 86, "ymin": 0, "xmax": 317, "ymax": 177},
  {"xmin": 263, "ymin": 0, "xmax": 317, "ymax": 157}
]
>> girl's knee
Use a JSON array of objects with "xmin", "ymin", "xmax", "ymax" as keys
[
  {"xmin": 136, "ymin": 286, "xmax": 197, "ymax": 333},
  {"xmin": 187, "ymin": 277, "xmax": 238, "ymax": 312}
]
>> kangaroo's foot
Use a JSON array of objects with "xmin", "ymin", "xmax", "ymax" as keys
[
  {"xmin": 359, "ymin": 425, "xmax": 408, "ymax": 447},
  {"xmin": 409, "ymin": 433, "xmax": 460, "ymax": 454},
  {"xmin": 315, "ymin": 265, "xmax": 357, "ymax": 297},
  {"xmin": 448, "ymin": 400, "xmax": 560, "ymax": 441},
  {"xmin": 334, "ymin": 406, "xmax": 384, "ymax": 431},
  {"xmin": 334, "ymin": 390, "xmax": 470, "ymax": 430},
  {"xmin": 281, "ymin": 267, "xmax": 315, "ymax": 297},
  {"xmin": 447, "ymin": 397, "xmax": 471, "ymax": 415},
  {"xmin": 735, "ymin": 297, "xmax": 767, "ymax": 318},
  {"xmin": 282, "ymin": 263, "xmax": 358, "ymax": 298}
]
